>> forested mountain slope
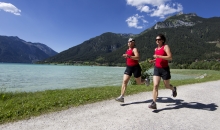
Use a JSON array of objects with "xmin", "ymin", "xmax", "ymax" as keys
[{"xmin": 40, "ymin": 13, "xmax": 220, "ymax": 65}]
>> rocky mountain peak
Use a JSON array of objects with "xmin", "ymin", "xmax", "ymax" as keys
[
  {"xmin": 154, "ymin": 12, "xmax": 199, "ymax": 29},
  {"xmin": 176, "ymin": 11, "xmax": 183, "ymax": 16}
]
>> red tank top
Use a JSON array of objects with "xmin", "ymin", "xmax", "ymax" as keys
[
  {"xmin": 155, "ymin": 44, "xmax": 168, "ymax": 68},
  {"xmin": 126, "ymin": 48, "xmax": 138, "ymax": 66}
]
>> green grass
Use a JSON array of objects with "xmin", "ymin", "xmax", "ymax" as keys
[
  {"xmin": 170, "ymin": 69, "xmax": 220, "ymax": 85},
  {"xmin": 0, "ymin": 69, "xmax": 219, "ymax": 124}
]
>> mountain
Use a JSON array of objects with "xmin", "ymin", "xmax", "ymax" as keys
[
  {"xmin": 40, "ymin": 13, "xmax": 220, "ymax": 65},
  {"xmin": 0, "ymin": 36, "xmax": 58, "ymax": 63},
  {"xmin": 41, "ymin": 33, "xmax": 136, "ymax": 64},
  {"xmin": 154, "ymin": 12, "xmax": 198, "ymax": 29}
]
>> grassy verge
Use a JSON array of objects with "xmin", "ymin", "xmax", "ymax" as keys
[{"xmin": 0, "ymin": 69, "xmax": 219, "ymax": 124}]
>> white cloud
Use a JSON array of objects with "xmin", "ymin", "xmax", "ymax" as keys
[
  {"xmin": 150, "ymin": 3, "xmax": 183, "ymax": 18},
  {"xmin": 0, "ymin": 2, "xmax": 21, "ymax": 15},
  {"xmin": 125, "ymin": 0, "xmax": 183, "ymax": 28},
  {"xmin": 126, "ymin": 14, "xmax": 148, "ymax": 29},
  {"xmin": 126, "ymin": 0, "xmax": 170, "ymax": 7},
  {"xmin": 138, "ymin": 5, "xmax": 151, "ymax": 13}
]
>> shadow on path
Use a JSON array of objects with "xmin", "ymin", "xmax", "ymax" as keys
[
  {"xmin": 120, "ymin": 97, "xmax": 218, "ymax": 113},
  {"xmin": 120, "ymin": 100, "xmax": 153, "ymax": 106}
]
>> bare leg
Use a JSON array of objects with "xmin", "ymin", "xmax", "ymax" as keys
[
  {"xmin": 153, "ymin": 76, "xmax": 161, "ymax": 102},
  {"xmin": 120, "ymin": 74, "xmax": 130, "ymax": 96},
  {"xmin": 135, "ymin": 76, "xmax": 145, "ymax": 85},
  {"xmin": 163, "ymin": 80, "xmax": 175, "ymax": 91}
]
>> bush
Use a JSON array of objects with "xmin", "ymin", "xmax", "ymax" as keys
[{"xmin": 130, "ymin": 59, "xmax": 153, "ymax": 85}]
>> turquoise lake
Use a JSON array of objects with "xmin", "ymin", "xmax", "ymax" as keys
[{"xmin": 0, "ymin": 63, "xmax": 196, "ymax": 92}]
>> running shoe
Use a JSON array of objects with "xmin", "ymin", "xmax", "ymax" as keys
[
  {"xmin": 148, "ymin": 102, "xmax": 157, "ymax": 109},
  {"xmin": 145, "ymin": 78, "xmax": 150, "ymax": 86},
  {"xmin": 172, "ymin": 86, "xmax": 177, "ymax": 97},
  {"xmin": 115, "ymin": 96, "xmax": 124, "ymax": 102}
]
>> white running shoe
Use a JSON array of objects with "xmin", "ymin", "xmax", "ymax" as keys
[
  {"xmin": 115, "ymin": 96, "xmax": 124, "ymax": 102},
  {"xmin": 145, "ymin": 78, "xmax": 150, "ymax": 86}
]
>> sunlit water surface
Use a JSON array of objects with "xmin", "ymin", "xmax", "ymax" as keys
[{"xmin": 0, "ymin": 64, "xmax": 196, "ymax": 92}]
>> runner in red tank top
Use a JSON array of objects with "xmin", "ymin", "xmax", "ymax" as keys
[
  {"xmin": 148, "ymin": 34, "xmax": 177, "ymax": 109},
  {"xmin": 115, "ymin": 38, "xmax": 145, "ymax": 102},
  {"xmin": 126, "ymin": 48, "xmax": 139, "ymax": 66},
  {"xmin": 154, "ymin": 44, "xmax": 168, "ymax": 68}
]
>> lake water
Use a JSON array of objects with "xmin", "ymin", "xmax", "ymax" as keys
[
  {"xmin": 0, "ymin": 63, "xmax": 125, "ymax": 92},
  {"xmin": 0, "ymin": 63, "xmax": 196, "ymax": 92}
]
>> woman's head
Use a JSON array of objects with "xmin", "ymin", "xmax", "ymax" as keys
[
  {"xmin": 128, "ymin": 38, "xmax": 135, "ymax": 47},
  {"xmin": 156, "ymin": 34, "xmax": 166, "ymax": 45}
]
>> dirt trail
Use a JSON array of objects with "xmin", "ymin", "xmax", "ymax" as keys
[{"xmin": 0, "ymin": 80, "xmax": 220, "ymax": 130}]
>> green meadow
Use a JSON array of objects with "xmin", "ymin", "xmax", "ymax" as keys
[{"xmin": 0, "ymin": 69, "xmax": 219, "ymax": 124}]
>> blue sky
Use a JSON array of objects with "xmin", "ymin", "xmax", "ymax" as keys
[{"xmin": 0, "ymin": 0, "xmax": 219, "ymax": 52}]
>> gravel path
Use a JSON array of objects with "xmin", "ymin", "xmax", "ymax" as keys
[{"xmin": 0, "ymin": 80, "xmax": 220, "ymax": 130}]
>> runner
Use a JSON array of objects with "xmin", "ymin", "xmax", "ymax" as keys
[
  {"xmin": 148, "ymin": 34, "xmax": 177, "ymax": 109},
  {"xmin": 115, "ymin": 38, "xmax": 144, "ymax": 102}
]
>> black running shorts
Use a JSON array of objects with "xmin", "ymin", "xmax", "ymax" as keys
[
  {"xmin": 153, "ymin": 66, "xmax": 171, "ymax": 80},
  {"xmin": 124, "ymin": 64, "xmax": 142, "ymax": 78}
]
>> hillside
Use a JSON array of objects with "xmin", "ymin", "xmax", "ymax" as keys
[
  {"xmin": 41, "ymin": 33, "xmax": 136, "ymax": 65},
  {"xmin": 37, "ymin": 13, "xmax": 220, "ymax": 65},
  {"xmin": 0, "ymin": 36, "xmax": 58, "ymax": 63}
]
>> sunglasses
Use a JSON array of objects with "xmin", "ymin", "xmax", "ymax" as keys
[{"xmin": 155, "ymin": 39, "xmax": 162, "ymax": 41}]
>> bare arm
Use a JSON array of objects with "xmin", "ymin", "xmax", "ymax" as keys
[
  {"xmin": 130, "ymin": 48, "xmax": 140, "ymax": 60},
  {"xmin": 149, "ymin": 59, "xmax": 156, "ymax": 63}
]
